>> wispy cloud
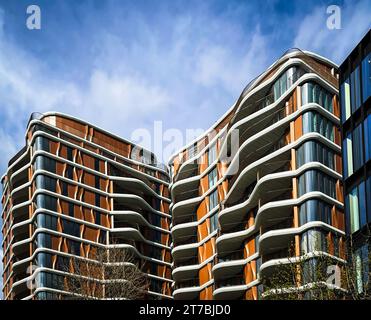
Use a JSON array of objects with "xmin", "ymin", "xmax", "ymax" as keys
[
  {"xmin": 294, "ymin": 0, "xmax": 371, "ymax": 63},
  {"xmin": 0, "ymin": 1, "xmax": 276, "ymax": 169},
  {"xmin": 0, "ymin": 0, "xmax": 369, "ymax": 171}
]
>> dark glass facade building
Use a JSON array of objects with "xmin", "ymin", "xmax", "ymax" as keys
[{"xmin": 339, "ymin": 29, "xmax": 371, "ymax": 292}]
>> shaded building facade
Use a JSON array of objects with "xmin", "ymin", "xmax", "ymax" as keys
[{"xmin": 339, "ymin": 29, "xmax": 371, "ymax": 293}]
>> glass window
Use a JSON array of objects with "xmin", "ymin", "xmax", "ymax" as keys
[
  {"xmin": 299, "ymin": 199, "xmax": 332, "ymax": 226},
  {"xmin": 36, "ymin": 175, "xmax": 56, "ymax": 192},
  {"xmin": 350, "ymin": 66, "xmax": 361, "ymax": 112},
  {"xmin": 188, "ymin": 143, "xmax": 197, "ymax": 159},
  {"xmin": 37, "ymin": 213, "xmax": 57, "ymax": 231},
  {"xmin": 362, "ymin": 52, "xmax": 371, "ymax": 103},
  {"xmin": 35, "ymin": 155, "xmax": 56, "ymax": 173},
  {"xmin": 36, "ymin": 194, "xmax": 57, "ymax": 211},
  {"xmin": 67, "ymin": 239, "xmax": 81, "ymax": 255},
  {"xmin": 209, "ymin": 190, "xmax": 218, "ymax": 210},
  {"xmin": 302, "ymin": 82, "xmax": 333, "ymax": 112},
  {"xmin": 364, "ymin": 115, "xmax": 371, "ymax": 162},
  {"xmin": 210, "ymin": 212, "xmax": 218, "ymax": 232},
  {"xmin": 297, "ymin": 170, "xmax": 336, "ymax": 198},
  {"xmin": 36, "ymin": 232, "xmax": 52, "ymax": 249},
  {"xmin": 367, "ymin": 176, "xmax": 371, "ymax": 223},
  {"xmin": 354, "ymin": 244, "xmax": 369, "ymax": 293},
  {"xmin": 302, "ymin": 111, "xmax": 335, "ymax": 141},
  {"xmin": 343, "ymin": 133, "xmax": 354, "ymax": 178},
  {"xmin": 296, "ymin": 141, "xmax": 335, "ymax": 169},
  {"xmin": 94, "ymin": 210, "xmax": 101, "ymax": 225},
  {"xmin": 66, "ymin": 164, "xmax": 74, "ymax": 179},
  {"xmin": 36, "ymin": 252, "xmax": 52, "ymax": 268},
  {"xmin": 34, "ymin": 136, "xmax": 50, "ymax": 152},
  {"xmin": 208, "ymin": 143, "xmax": 217, "ymax": 165},
  {"xmin": 346, "ymin": 182, "xmax": 367, "ymax": 233},
  {"xmin": 62, "ymin": 218, "xmax": 80, "ymax": 238},
  {"xmin": 300, "ymin": 229, "xmax": 327, "ymax": 254},
  {"xmin": 352, "ymin": 123, "xmax": 364, "ymax": 171},
  {"xmin": 273, "ymin": 67, "xmax": 302, "ymax": 101},
  {"xmin": 37, "ymin": 272, "xmax": 63, "ymax": 290},
  {"xmin": 67, "ymin": 146, "xmax": 73, "ymax": 161},
  {"xmin": 340, "ymin": 77, "xmax": 351, "ymax": 123},
  {"xmin": 208, "ymin": 167, "xmax": 218, "ymax": 189}
]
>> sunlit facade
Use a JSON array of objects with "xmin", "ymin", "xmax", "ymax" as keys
[
  {"xmin": 169, "ymin": 49, "xmax": 345, "ymax": 299},
  {"xmin": 1, "ymin": 112, "xmax": 172, "ymax": 300}
]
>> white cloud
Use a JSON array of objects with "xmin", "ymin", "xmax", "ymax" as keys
[
  {"xmin": 0, "ymin": 129, "xmax": 19, "ymax": 178},
  {"xmin": 0, "ymin": 10, "xmax": 173, "ymax": 169},
  {"xmin": 294, "ymin": 0, "xmax": 371, "ymax": 64},
  {"xmin": 193, "ymin": 28, "xmax": 269, "ymax": 95},
  {"xmin": 84, "ymin": 70, "xmax": 171, "ymax": 129}
]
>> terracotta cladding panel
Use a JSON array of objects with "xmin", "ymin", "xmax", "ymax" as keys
[
  {"xmin": 199, "ymin": 153, "xmax": 208, "ymax": 174},
  {"xmin": 248, "ymin": 210, "xmax": 255, "ymax": 228},
  {"xmin": 244, "ymin": 262, "xmax": 253, "ymax": 284},
  {"xmin": 335, "ymin": 154, "xmax": 343, "ymax": 174},
  {"xmin": 199, "ymin": 264, "xmax": 210, "ymax": 285},
  {"xmin": 217, "ymin": 184, "xmax": 224, "ymax": 202},
  {"xmin": 82, "ymin": 153, "xmax": 94, "ymax": 170},
  {"xmin": 203, "ymin": 239, "xmax": 214, "ymax": 261},
  {"xmin": 53, "ymin": 117, "xmax": 86, "ymax": 139},
  {"xmin": 200, "ymin": 175, "xmax": 208, "ymax": 196},
  {"xmin": 196, "ymin": 199, "xmax": 207, "ymax": 221},
  {"xmin": 294, "ymin": 115, "xmax": 303, "ymax": 141},
  {"xmin": 59, "ymin": 145, "xmax": 67, "ymax": 159},
  {"xmin": 200, "ymin": 285, "xmax": 213, "ymax": 300},
  {"xmin": 92, "ymin": 130, "xmax": 130, "ymax": 158},
  {"xmin": 84, "ymin": 144, "xmax": 98, "ymax": 153},
  {"xmin": 83, "ymin": 207, "xmax": 94, "ymax": 223},
  {"xmin": 198, "ymin": 220, "xmax": 208, "ymax": 241},
  {"xmin": 82, "ymin": 172, "xmax": 94, "ymax": 185},
  {"xmin": 334, "ymin": 127, "xmax": 341, "ymax": 146},
  {"xmin": 83, "ymin": 226, "xmax": 98, "ymax": 242},
  {"xmin": 50, "ymin": 140, "xmax": 59, "ymax": 155},
  {"xmin": 333, "ymin": 96, "xmax": 340, "ymax": 118},
  {"xmin": 336, "ymin": 181, "xmax": 344, "ymax": 203},
  {"xmin": 84, "ymin": 190, "xmax": 96, "ymax": 206},
  {"xmin": 51, "ymin": 235, "xmax": 60, "ymax": 251}
]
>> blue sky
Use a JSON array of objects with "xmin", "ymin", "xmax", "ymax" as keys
[{"xmin": 0, "ymin": 0, "xmax": 370, "ymax": 298}]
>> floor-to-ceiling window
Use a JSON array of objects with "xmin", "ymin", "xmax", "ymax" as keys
[
  {"xmin": 301, "ymin": 82, "xmax": 334, "ymax": 113},
  {"xmin": 296, "ymin": 140, "xmax": 335, "ymax": 170},
  {"xmin": 345, "ymin": 181, "xmax": 367, "ymax": 233},
  {"xmin": 350, "ymin": 66, "xmax": 362, "ymax": 113},
  {"xmin": 297, "ymin": 169, "xmax": 336, "ymax": 199},
  {"xmin": 299, "ymin": 199, "xmax": 332, "ymax": 226},
  {"xmin": 208, "ymin": 167, "xmax": 218, "ymax": 189},
  {"xmin": 352, "ymin": 123, "xmax": 364, "ymax": 171},
  {"xmin": 364, "ymin": 114, "xmax": 371, "ymax": 163},
  {"xmin": 343, "ymin": 123, "xmax": 364, "ymax": 178},
  {"xmin": 361, "ymin": 52, "xmax": 371, "ymax": 103},
  {"xmin": 340, "ymin": 77, "xmax": 351, "ymax": 123},
  {"xmin": 302, "ymin": 111, "xmax": 335, "ymax": 142}
]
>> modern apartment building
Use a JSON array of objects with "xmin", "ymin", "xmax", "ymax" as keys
[
  {"xmin": 169, "ymin": 49, "xmax": 345, "ymax": 299},
  {"xmin": 2, "ymin": 48, "xmax": 352, "ymax": 301},
  {"xmin": 339, "ymin": 29, "xmax": 371, "ymax": 292},
  {"xmin": 1, "ymin": 112, "xmax": 172, "ymax": 300}
]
